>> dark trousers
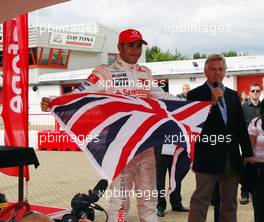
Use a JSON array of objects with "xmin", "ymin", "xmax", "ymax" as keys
[
  {"xmin": 240, "ymin": 162, "xmax": 249, "ymax": 198},
  {"xmin": 154, "ymin": 146, "xmax": 190, "ymax": 211},
  {"xmin": 252, "ymin": 167, "xmax": 264, "ymax": 222},
  {"xmin": 211, "ymin": 183, "xmax": 220, "ymax": 222}
]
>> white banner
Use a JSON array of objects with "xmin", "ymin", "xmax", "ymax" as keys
[{"xmin": 49, "ymin": 32, "xmax": 96, "ymax": 48}]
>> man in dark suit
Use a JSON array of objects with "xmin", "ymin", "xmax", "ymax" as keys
[{"xmin": 187, "ymin": 54, "xmax": 256, "ymax": 222}]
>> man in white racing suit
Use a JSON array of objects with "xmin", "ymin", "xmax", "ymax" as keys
[{"xmin": 41, "ymin": 29, "xmax": 174, "ymax": 222}]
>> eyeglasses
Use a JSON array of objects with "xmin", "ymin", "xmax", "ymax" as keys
[{"xmin": 250, "ymin": 89, "xmax": 261, "ymax": 93}]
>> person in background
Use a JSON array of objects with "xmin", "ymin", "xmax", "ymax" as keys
[
  {"xmin": 247, "ymin": 100, "xmax": 264, "ymax": 222},
  {"xmin": 240, "ymin": 91, "xmax": 248, "ymax": 104},
  {"xmin": 242, "ymin": 84, "xmax": 261, "ymax": 126},
  {"xmin": 240, "ymin": 83, "xmax": 261, "ymax": 205},
  {"xmin": 187, "ymin": 54, "xmax": 255, "ymax": 222},
  {"xmin": 176, "ymin": 84, "xmax": 190, "ymax": 100}
]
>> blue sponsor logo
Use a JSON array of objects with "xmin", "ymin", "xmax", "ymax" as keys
[{"xmin": 77, "ymin": 85, "xmax": 86, "ymax": 91}]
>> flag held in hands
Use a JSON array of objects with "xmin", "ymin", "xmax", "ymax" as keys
[{"xmin": 50, "ymin": 93, "xmax": 211, "ymax": 181}]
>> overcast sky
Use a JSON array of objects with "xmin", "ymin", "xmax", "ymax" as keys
[{"xmin": 29, "ymin": 0, "xmax": 264, "ymax": 57}]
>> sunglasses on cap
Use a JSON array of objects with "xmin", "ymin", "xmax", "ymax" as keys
[{"xmin": 250, "ymin": 89, "xmax": 260, "ymax": 93}]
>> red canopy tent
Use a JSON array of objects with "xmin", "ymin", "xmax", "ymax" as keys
[{"xmin": 0, "ymin": 0, "xmax": 69, "ymax": 23}]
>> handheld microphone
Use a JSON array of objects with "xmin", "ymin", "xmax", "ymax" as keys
[{"xmin": 213, "ymin": 82, "xmax": 224, "ymax": 108}]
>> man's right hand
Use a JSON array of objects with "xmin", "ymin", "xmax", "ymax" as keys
[{"xmin": 41, "ymin": 97, "xmax": 52, "ymax": 112}]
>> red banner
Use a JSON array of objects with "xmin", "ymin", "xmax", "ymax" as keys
[{"xmin": 1, "ymin": 14, "xmax": 29, "ymax": 180}]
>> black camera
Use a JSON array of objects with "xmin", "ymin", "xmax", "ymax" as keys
[{"xmin": 62, "ymin": 179, "xmax": 108, "ymax": 222}]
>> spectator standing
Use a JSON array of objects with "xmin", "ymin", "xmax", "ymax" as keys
[
  {"xmin": 240, "ymin": 83, "xmax": 261, "ymax": 204},
  {"xmin": 247, "ymin": 100, "xmax": 264, "ymax": 222},
  {"xmin": 176, "ymin": 84, "xmax": 190, "ymax": 100},
  {"xmin": 240, "ymin": 91, "xmax": 248, "ymax": 104}
]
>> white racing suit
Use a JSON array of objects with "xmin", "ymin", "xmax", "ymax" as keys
[{"xmin": 73, "ymin": 55, "xmax": 174, "ymax": 222}]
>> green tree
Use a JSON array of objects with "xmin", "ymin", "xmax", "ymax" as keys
[
  {"xmin": 192, "ymin": 52, "xmax": 207, "ymax": 59},
  {"xmin": 146, "ymin": 46, "xmax": 160, "ymax": 62},
  {"xmin": 146, "ymin": 46, "xmax": 187, "ymax": 62},
  {"xmin": 174, "ymin": 49, "xmax": 188, "ymax": 60},
  {"xmin": 239, "ymin": 52, "xmax": 249, "ymax": 56},
  {"xmin": 146, "ymin": 47, "xmax": 248, "ymax": 62},
  {"xmin": 222, "ymin": 51, "xmax": 238, "ymax": 57}
]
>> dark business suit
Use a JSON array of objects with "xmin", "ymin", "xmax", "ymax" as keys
[{"xmin": 187, "ymin": 82, "xmax": 253, "ymax": 222}]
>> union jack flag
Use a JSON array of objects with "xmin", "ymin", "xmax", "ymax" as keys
[{"xmin": 50, "ymin": 93, "xmax": 211, "ymax": 182}]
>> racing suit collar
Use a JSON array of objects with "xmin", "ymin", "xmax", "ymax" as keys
[{"xmin": 116, "ymin": 55, "xmax": 137, "ymax": 70}]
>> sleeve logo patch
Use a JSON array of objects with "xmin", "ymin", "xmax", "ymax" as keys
[
  {"xmin": 77, "ymin": 85, "xmax": 86, "ymax": 91},
  {"xmin": 87, "ymin": 73, "xmax": 100, "ymax": 84}
]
